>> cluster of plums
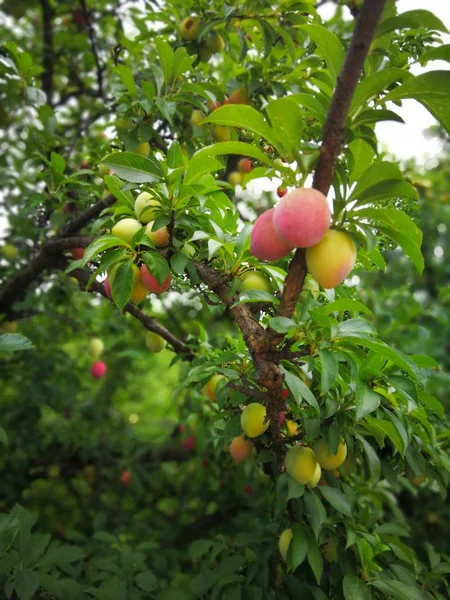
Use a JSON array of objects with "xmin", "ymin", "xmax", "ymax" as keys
[{"xmin": 250, "ymin": 188, "xmax": 357, "ymax": 289}]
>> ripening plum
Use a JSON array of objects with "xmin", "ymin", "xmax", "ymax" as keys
[
  {"xmin": 278, "ymin": 528, "xmax": 293, "ymax": 562},
  {"xmin": 228, "ymin": 171, "xmax": 243, "ymax": 186},
  {"xmin": 228, "ymin": 86, "xmax": 250, "ymax": 105},
  {"xmin": 286, "ymin": 420, "xmax": 298, "ymax": 437},
  {"xmin": 211, "ymin": 124, "xmax": 232, "ymax": 142},
  {"xmin": 306, "ymin": 462, "xmax": 322, "ymax": 488},
  {"xmin": 273, "ymin": 188, "xmax": 331, "ymax": 248},
  {"xmin": 240, "ymin": 403, "xmax": 269, "ymax": 438},
  {"xmin": 88, "ymin": 338, "xmax": 104, "ymax": 358},
  {"xmin": 180, "ymin": 16, "xmax": 201, "ymax": 41},
  {"xmin": 239, "ymin": 271, "xmax": 272, "ymax": 293},
  {"xmin": 205, "ymin": 32, "xmax": 225, "ymax": 53},
  {"xmin": 71, "ymin": 247, "xmax": 85, "ymax": 260},
  {"xmin": 111, "ymin": 218, "xmax": 142, "ymax": 244},
  {"xmin": 190, "ymin": 109, "xmax": 206, "ymax": 127},
  {"xmin": 121, "ymin": 469, "xmax": 132, "ymax": 486},
  {"xmin": 146, "ymin": 332, "xmax": 167, "ymax": 352},
  {"xmin": 229, "ymin": 435, "xmax": 253, "ymax": 464},
  {"xmin": 250, "ymin": 208, "xmax": 294, "ymax": 261},
  {"xmin": 305, "ymin": 230, "xmax": 357, "ymax": 288},
  {"xmin": 105, "ymin": 264, "xmax": 149, "ymax": 303},
  {"xmin": 314, "ymin": 437, "xmax": 347, "ymax": 471},
  {"xmin": 145, "ymin": 222, "xmax": 169, "ymax": 247},
  {"xmin": 285, "ymin": 446, "xmax": 317, "ymax": 484},
  {"xmin": 91, "ymin": 361, "xmax": 107, "ymax": 378},
  {"xmin": 134, "ymin": 142, "xmax": 151, "ymax": 157},
  {"xmin": 139, "ymin": 265, "xmax": 171, "ymax": 294},
  {"xmin": 134, "ymin": 192, "xmax": 161, "ymax": 224},
  {"xmin": 203, "ymin": 374, "xmax": 226, "ymax": 402},
  {"xmin": 238, "ymin": 158, "xmax": 252, "ymax": 173}
]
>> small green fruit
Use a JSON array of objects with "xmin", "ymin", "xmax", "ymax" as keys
[{"xmin": 146, "ymin": 332, "xmax": 167, "ymax": 352}]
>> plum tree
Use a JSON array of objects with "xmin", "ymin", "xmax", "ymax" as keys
[
  {"xmin": 1, "ymin": 243, "xmax": 17, "ymax": 261},
  {"xmin": 139, "ymin": 265, "xmax": 171, "ymax": 294},
  {"xmin": 88, "ymin": 338, "xmax": 104, "ymax": 358},
  {"xmin": 180, "ymin": 16, "xmax": 201, "ymax": 41},
  {"xmin": 91, "ymin": 361, "xmax": 107, "ymax": 379},
  {"xmin": 229, "ymin": 435, "xmax": 253, "ymax": 464},
  {"xmin": 111, "ymin": 218, "xmax": 142, "ymax": 244},
  {"xmin": 240, "ymin": 403, "xmax": 269, "ymax": 438},
  {"xmin": 285, "ymin": 446, "xmax": 317, "ymax": 484},
  {"xmin": 306, "ymin": 229, "xmax": 357, "ymax": 288},
  {"xmin": 203, "ymin": 374, "xmax": 226, "ymax": 402},
  {"xmin": 134, "ymin": 192, "xmax": 161, "ymax": 224},
  {"xmin": 250, "ymin": 208, "xmax": 294, "ymax": 261},
  {"xmin": 146, "ymin": 332, "xmax": 167, "ymax": 352},
  {"xmin": 273, "ymin": 188, "xmax": 331, "ymax": 248},
  {"xmin": 314, "ymin": 437, "xmax": 347, "ymax": 470},
  {"xmin": 278, "ymin": 528, "xmax": 293, "ymax": 562},
  {"xmin": 145, "ymin": 222, "xmax": 169, "ymax": 247},
  {"xmin": 239, "ymin": 272, "xmax": 272, "ymax": 293}
]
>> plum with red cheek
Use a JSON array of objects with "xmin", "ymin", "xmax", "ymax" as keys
[
  {"xmin": 71, "ymin": 248, "xmax": 85, "ymax": 260},
  {"xmin": 306, "ymin": 230, "xmax": 357, "ymax": 288},
  {"xmin": 229, "ymin": 435, "xmax": 253, "ymax": 464},
  {"xmin": 139, "ymin": 265, "xmax": 171, "ymax": 294},
  {"xmin": 250, "ymin": 208, "xmax": 294, "ymax": 261},
  {"xmin": 91, "ymin": 361, "xmax": 107, "ymax": 378},
  {"xmin": 273, "ymin": 188, "xmax": 331, "ymax": 248},
  {"xmin": 182, "ymin": 435, "xmax": 196, "ymax": 452}
]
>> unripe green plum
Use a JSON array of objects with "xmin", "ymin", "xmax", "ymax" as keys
[
  {"xmin": 314, "ymin": 437, "xmax": 347, "ymax": 471},
  {"xmin": 145, "ymin": 222, "xmax": 169, "ymax": 247},
  {"xmin": 306, "ymin": 230, "xmax": 357, "ymax": 288},
  {"xmin": 115, "ymin": 116, "xmax": 133, "ymax": 131},
  {"xmin": 240, "ymin": 272, "xmax": 271, "ymax": 293},
  {"xmin": 88, "ymin": 337, "xmax": 104, "ymax": 358},
  {"xmin": 241, "ymin": 403, "xmax": 269, "ymax": 438},
  {"xmin": 228, "ymin": 171, "xmax": 243, "ymax": 186},
  {"xmin": 229, "ymin": 434, "xmax": 253, "ymax": 464},
  {"xmin": 285, "ymin": 420, "xmax": 298, "ymax": 437},
  {"xmin": 205, "ymin": 32, "xmax": 225, "ymax": 53},
  {"xmin": 301, "ymin": 276, "xmax": 320, "ymax": 300},
  {"xmin": 181, "ymin": 243, "xmax": 196, "ymax": 258},
  {"xmin": 134, "ymin": 142, "xmax": 151, "ymax": 157},
  {"xmin": 134, "ymin": 192, "xmax": 161, "ymax": 224},
  {"xmin": 180, "ymin": 16, "xmax": 201, "ymax": 41},
  {"xmin": 190, "ymin": 109, "xmax": 206, "ymax": 127},
  {"xmin": 1, "ymin": 243, "xmax": 18, "ymax": 261},
  {"xmin": 306, "ymin": 462, "xmax": 322, "ymax": 488},
  {"xmin": 199, "ymin": 46, "xmax": 213, "ymax": 62},
  {"xmin": 228, "ymin": 86, "xmax": 250, "ymax": 105},
  {"xmin": 250, "ymin": 208, "xmax": 293, "ymax": 261},
  {"xmin": 204, "ymin": 374, "xmax": 226, "ymax": 402},
  {"xmin": 211, "ymin": 124, "xmax": 232, "ymax": 142},
  {"xmin": 278, "ymin": 528, "xmax": 293, "ymax": 562},
  {"xmin": 111, "ymin": 218, "xmax": 142, "ymax": 244},
  {"xmin": 98, "ymin": 164, "xmax": 110, "ymax": 177},
  {"xmin": 273, "ymin": 188, "xmax": 331, "ymax": 248},
  {"xmin": 146, "ymin": 331, "xmax": 167, "ymax": 352},
  {"xmin": 285, "ymin": 446, "xmax": 317, "ymax": 484}
]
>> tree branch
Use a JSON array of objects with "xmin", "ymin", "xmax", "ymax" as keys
[
  {"xmin": 40, "ymin": 0, "xmax": 54, "ymax": 103},
  {"xmin": 79, "ymin": 0, "xmax": 105, "ymax": 98}
]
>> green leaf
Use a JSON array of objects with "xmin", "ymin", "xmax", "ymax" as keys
[
  {"xmin": 356, "ymin": 435, "xmax": 381, "ymax": 482},
  {"xmin": 79, "ymin": 236, "xmax": 130, "ymax": 269},
  {"xmin": 202, "ymin": 105, "xmax": 280, "ymax": 152},
  {"xmin": 14, "ymin": 570, "xmax": 39, "ymax": 600},
  {"xmin": 364, "ymin": 417, "xmax": 406, "ymax": 456},
  {"xmin": 322, "ymin": 299, "xmax": 372, "ymax": 316},
  {"xmin": 50, "ymin": 151, "xmax": 65, "ymax": 174},
  {"xmin": 114, "ymin": 64, "xmax": 137, "ymax": 96},
  {"xmin": 371, "ymin": 578, "xmax": 428, "ymax": 600},
  {"xmin": 111, "ymin": 261, "xmax": 134, "ymax": 310},
  {"xmin": 166, "ymin": 140, "xmax": 184, "ymax": 169},
  {"xmin": 39, "ymin": 544, "xmax": 86, "ymax": 567},
  {"xmin": 266, "ymin": 97, "xmax": 303, "ymax": 157},
  {"xmin": 171, "ymin": 253, "xmax": 188, "ymax": 275},
  {"xmin": 343, "ymin": 574, "xmax": 372, "ymax": 600},
  {"xmin": 142, "ymin": 252, "xmax": 170, "ymax": 286},
  {"xmin": 0, "ymin": 513, "xmax": 20, "ymax": 555},
  {"xmin": 0, "ymin": 334, "xmax": 33, "ymax": 352},
  {"xmin": 192, "ymin": 141, "xmax": 273, "ymax": 166},
  {"xmin": 104, "ymin": 174, "xmax": 134, "ymax": 208},
  {"xmin": 303, "ymin": 490, "xmax": 327, "ymax": 540},
  {"xmin": 319, "ymin": 349, "xmax": 338, "ymax": 394},
  {"xmin": 101, "ymin": 152, "xmax": 163, "ymax": 183},
  {"xmin": 287, "ymin": 479, "xmax": 305, "ymax": 501},
  {"xmin": 353, "ymin": 109, "xmax": 404, "ymax": 127},
  {"xmin": 288, "ymin": 524, "xmax": 308, "ymax": 571},
  {"xmin": 384, "ymin": 71, "xmax": 450, "ymax": 137},
  {"xmin": 420, "ymin": 44, "xmax": 450, "ymax": 64},
  {"xmin": 319, "ymin": 487, "xmax": 352, "ymax": 517},
  {"xmin": 282, "ymin": 369, "xmax": 320, "ymax": 412},
  {"xmin": 350, "ymin": 69, "xmax": 412, "ymax": 115},
  {"xmin": 185, "ymin": 155, "xmax": 224, "ymax": 185},
  {"xmin": 349, "ymin": 161, "xmax": 404, "ymax": 201},
  {"xmin": 269, "ymin": 317, "xmax": 296, "ymax": 334},
  {"xmin": 417, "ymin": 390, "xmax": 444, "ymax": 419},
  {"xmin": 376, "ymin": 10, "xmax": 448, "ymax": 37},
  {"xmin": 355, "ymin": 382, "xmax": 381, "ymax": 421},
  {"xmin": 135, "ymin": 570, "xmax": 157, "ymax": 592},
  {"xmin": 348, "ymin": 138, "xmax": 376, "ymax": 185},
  {"xmin": 306, "ymin": 531, "xmax": 323, "ymax": 584},
  {"xmin": 299, "ymin": 24, "xmax": 345, "ymax": 83},
  {"xmin": 155, "ymin": 38, "xmax": 174, "ymax": 85},
  {"xmin": 0, "ymin": 427, "xmax": 7, "ymax": 445}
]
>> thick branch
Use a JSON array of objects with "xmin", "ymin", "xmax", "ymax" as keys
[
  {"xmin": 274, "ymin": 0, "xmax": 387, "ymax": 325},
  {"xmin": 71, "ymin": 269, "xmax": 195, "ymax": 358},
  {"xmin": 40, "ymin": 0, "xmax": 54, "ymax": 103},
  {"xmin": 60, "ymin": 194, "xmax": 115, "ymax": 236}
]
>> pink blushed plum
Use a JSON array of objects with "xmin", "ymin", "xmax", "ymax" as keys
[
  {"xmin": 104, "ymin": 277, "xmax": 112, "ymax": 299},
  {"xmin": 91, "ymin": 361, "xmax": 107, "ymax": 378},
  {"xmin": 71, "ymin": 248, "xmax": 85, "ymax": 260},
  {"xmin": 182, "ymin": 435, "xmax": 196, "ymax": 452},
  {"xmin": 250, "ymin": 208, "xmax": 294, "ymax": 261},
  {"xmin": 273, "ymin": 188, "xmax": 331, "ymax": 248},
  {"xmin": 139, "ymin": 265, "xmax": 171, "ymax": 294}
]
